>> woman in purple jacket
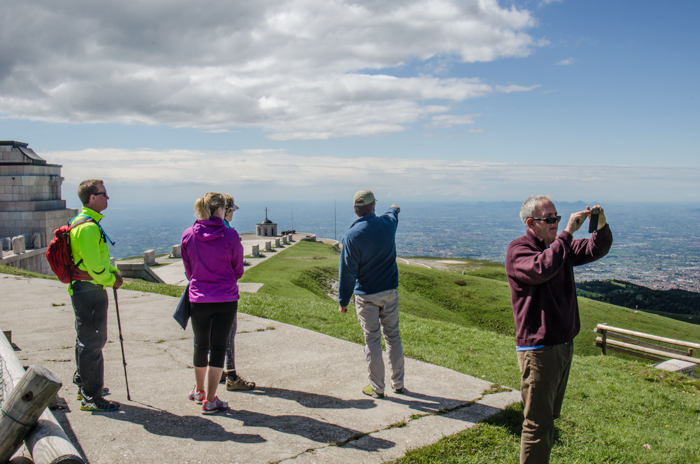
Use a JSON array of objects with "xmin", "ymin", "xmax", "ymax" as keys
[{"xmin": 181, "ymin": 192, "xmax": 244, "ymax": 414}]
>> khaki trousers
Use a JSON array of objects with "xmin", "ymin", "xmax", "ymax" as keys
[
  {"xmin": 517, "ymin": 341, "xmax": 574, "ymax": 464},
  {"xmin": 355, "ymin": 289, "xmax": 404, "ymax": 394}
]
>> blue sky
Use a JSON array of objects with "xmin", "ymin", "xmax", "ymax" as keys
[{"xmin": 2, "ymin": 0, "xmax": 698, "ymax": 206}]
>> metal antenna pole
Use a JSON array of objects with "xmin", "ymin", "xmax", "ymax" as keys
[{"xmin": 113, "ymin": 288, "xmax": 131, "ymax": 401}]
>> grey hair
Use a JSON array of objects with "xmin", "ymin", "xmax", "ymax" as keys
[{"xmin": 520, "ymin": 195, "xmax": 553, "ymax": 224}]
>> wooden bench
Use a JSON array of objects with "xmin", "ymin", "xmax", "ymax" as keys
[{"xmin": 594, "ymin": 324, "xmax": 699, "ymax": 377}]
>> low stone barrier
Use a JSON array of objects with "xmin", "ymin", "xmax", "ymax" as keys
[
  {"xmin": 143, "ymin": 250, "xmax": 156, "ymax": 266},
  {"xmin": 12, "ymin": 236, "xmax": 25, "ymax": 254}
]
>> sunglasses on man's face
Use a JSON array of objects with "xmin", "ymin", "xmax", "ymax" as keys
[
  {"xmin": 94, "ymin": 192, "xmax": 108, "ymax": 197},
  {"xmin": 530, "ymin": 216, "xmax": 561, "ymax": 224}
]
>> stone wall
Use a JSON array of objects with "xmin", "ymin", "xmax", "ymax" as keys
[
  {"xmin": 0, "ymin": 141, "xmax": 79, "ymax": 275},
  {"xmin": 0, "ymin": 163, "xmax": 77, "ymax": 245},
  {"xmin": 0, "ymin": 248, "xmax": 52, "ymax": 275}
]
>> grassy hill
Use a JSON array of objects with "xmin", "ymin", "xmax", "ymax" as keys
[
  {"xmin": 577, "ymin": 279, "xmax": 700, "ymax": 324},
  {"xmin": 4, "ymin": 243, "xmax": 700, "ymax": 463},
  {"xmin": 238, "ymin": 241, "xmax": 700, "ymax": 463}
]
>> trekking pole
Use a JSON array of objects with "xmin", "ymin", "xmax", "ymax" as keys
[{"xmin": 113, "ymin": 288, "xmax": 131, "ymax": 400}]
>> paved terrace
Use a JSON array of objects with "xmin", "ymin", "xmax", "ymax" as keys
[{"xmin": 1, "ymin": 240, "xmax": 520, "ymax": 464}]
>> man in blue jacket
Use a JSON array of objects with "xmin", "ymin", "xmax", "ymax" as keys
[{"xmin": 338, "ymin": 189, "xmax": 404, "ymax": 398}]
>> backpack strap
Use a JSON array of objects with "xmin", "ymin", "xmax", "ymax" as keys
[
  {"xmin": 68, "ymin": 215, "xmax": 115, "ymax": 246},
  {"xmin": 68, "ymin": 214, "xmax": 95, "ymax": 228}
]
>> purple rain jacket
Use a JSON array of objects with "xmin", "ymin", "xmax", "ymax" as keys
[{"xmin": 181, "ymin": 216, "xmax": 244, "ymax": 303}]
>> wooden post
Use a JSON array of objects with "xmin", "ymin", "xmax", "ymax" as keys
[
  {"xmin": 601, "ymin": 328, "xmax": 607, "ymax": 355},
  {"xmin": 0, "ymin": 327, "xmax": 85, "ymax": 464},
  {"xmin": 0, "ymin": 365, "xmax": 62, "ymax": 462}
]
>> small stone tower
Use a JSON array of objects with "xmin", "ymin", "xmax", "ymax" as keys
[
  {"xmin": 256, "ymin": 208, "xmax": 278, "ymax": 237},
  {"xmin": 0, "ymin": 141, "xmax": 79, "ymax": 274}
]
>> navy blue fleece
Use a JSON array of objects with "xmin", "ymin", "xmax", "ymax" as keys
[{"xmin": 338, "ymin": 207, "xmax": 399, "ymax": 306}]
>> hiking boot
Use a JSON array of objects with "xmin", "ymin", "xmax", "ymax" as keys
[
  {"xmin": 393, "ymin": 387, "xmax": 405, "ymax": 394},
  {"xmin": 188, "ymin": 386, "xmax": 206, "ymax": 404},
  {"xmin": 226, "ymin": 376, "xmax": 255, "ymax": 391},
  {"xmin": 80, "ymin": 397, "xmax": 120, "ymax": 412},
  {"xmin": 362, "ymin": 385, "xmax": 384, "ymax": 399},
  {"xmin": 220, "ymin": 371, "xmax": 228, "ymax": 383},
  {"xmin": 202, "ymin": 397, "xmax": 229, "ymax": 415},
  {"xmin": 77, "ymin": 387, "xmax": 110, "ymax": 401}
]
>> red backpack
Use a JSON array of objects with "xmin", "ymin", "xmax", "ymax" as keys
[{"xmin": 46, "ymin": 216, "xmax": 95, "ymax": 284}]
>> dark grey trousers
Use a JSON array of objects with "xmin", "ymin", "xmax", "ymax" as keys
[
  {"xmin": 224, "ymin": 312, "xmax": 238, "ymax": 373},
  {"xmin": 71, "ymin": 281, "xmax": 109, "ymax": 402}
]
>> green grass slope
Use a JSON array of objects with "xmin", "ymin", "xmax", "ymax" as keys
[
  {"xmin": 4, "ymin": 243, "xmax": 700, "ymax": 463},
  {"xmin": 237, "ymin": 242, "xmax": 700, "ymax": 464}
]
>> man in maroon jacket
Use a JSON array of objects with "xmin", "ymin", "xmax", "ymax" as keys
[{"xmin": 505, "ymin": 195, "xmax": 613, "ymax": 464}]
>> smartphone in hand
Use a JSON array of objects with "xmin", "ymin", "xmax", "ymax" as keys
[{"xmin": 588, "ymin": 208, "xmax": 600, "ymax": 233}]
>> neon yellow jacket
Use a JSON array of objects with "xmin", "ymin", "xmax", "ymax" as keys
[{"xmin": 68, "ymin": 207, "xmax": 119, "ymax": 295}]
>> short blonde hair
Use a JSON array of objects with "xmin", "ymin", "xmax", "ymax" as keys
[{"xmin": 194, "ymin": 192, "xmax": 226, "ymax": 220}]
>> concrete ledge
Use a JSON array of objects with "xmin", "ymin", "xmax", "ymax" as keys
[
  {"xmin": 116, "ymin": 262, "xmax": 164, "ymax": 283},
  {"xmin": 0, "ymin": 247, "xmax": 46, "ymax": 265},
  {"xmin": 655, "ymin": 359, "xmax": 698, "ymax": 376}
]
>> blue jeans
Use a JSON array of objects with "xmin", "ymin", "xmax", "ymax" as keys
[{"xmin": 71, "ymin": 281, "xmax": 109, "ymax": 402}]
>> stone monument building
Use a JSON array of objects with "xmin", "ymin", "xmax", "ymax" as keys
[
  {"xmin": 256, "ymin": 208, "xmax": 277, "ymax": 237},
  {"xmin": 0, "ymin": 141, "xmax": 78, "ymax": 274}
]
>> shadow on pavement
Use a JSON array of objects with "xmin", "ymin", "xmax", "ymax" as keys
[
  {"xmin": 51, "ymin": 398, "xmax": 92, "ymax": 463},
  {"xmin": 228, "ymin": 409, "xmax": 395, "ymax": 450},
  {"xmin": 252, "ymin": 386, "xmax": 378, "ymax": 410},
  {"xmin": 102, "ymin": 402, "xmax": 266, "ymax": 443},
  {"xmin": 385, "ymin": 389, "xmax": 481, "ymax": 415}
]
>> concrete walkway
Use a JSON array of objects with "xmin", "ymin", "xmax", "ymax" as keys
[
  {"xmin": 1, "ymin": 275, "xmax": 519, "ymax": 464},
  {"xmin": 144, "ymin": 233, "xmax": 316, "ymax": 288}
]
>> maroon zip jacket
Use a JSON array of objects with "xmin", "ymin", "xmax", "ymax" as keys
[{"xmin": 505, "ymin": 224, "xmax": 613, "ymax": 347}]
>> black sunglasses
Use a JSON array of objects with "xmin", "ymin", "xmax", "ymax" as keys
[
  {"xmin": 94, "ymin": 192, "xmax": 108, "ymax": 197},
  {"xmin": 530, "ymin": 216, "xmax": 561, "ymax": 224}
]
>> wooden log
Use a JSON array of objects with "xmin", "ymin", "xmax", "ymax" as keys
[
  {"xmin": 595, "ymin": 324, "xmax": 700, "ymax": 350},
  {"xmin": 0, "ymin": 327, "xmax": 84, "ymax": 464},
  {"xmin": 594, "ymin": 341, "xmax": 665, "ymax": 363},
  {"xmin": 606, "ymin": 332, "xmax": 690, "ymax": 356},
  {"xmin": 595, "ymin": 337, "xmax": 700, "ymax": 364},
  {"xmin": 0, "ymin": 365, "xmax": 62, "ymax": 462}
]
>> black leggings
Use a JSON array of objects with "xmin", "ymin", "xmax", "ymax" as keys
[{"xmin": 190, "ymin": 301, "xmax": 238, "ymax": 368}]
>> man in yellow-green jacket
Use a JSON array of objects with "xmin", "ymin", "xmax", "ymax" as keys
[{"xmin": 69, "ymin": 179, "xmax": 123, "ymax": 412}]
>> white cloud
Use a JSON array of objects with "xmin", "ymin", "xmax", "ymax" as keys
[
  {"xmin": 0, "ymin": 0, "xmax": 543, "ymax": 140},
  {"xmin": 495, "ymin": 84, "xmax": 541, "ymax": 93},
  {"xmin": 556, "ymin": 57, "xmax": 574, "ymax": 65},
  {"xmin": 45, "ymin": 149, "xmax": 700, "ymax": 204},
  {"xmin": 424, "ymin": 114, "xmax": 478, "ymax": 129}
]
